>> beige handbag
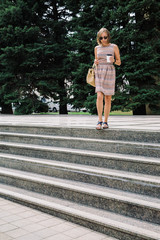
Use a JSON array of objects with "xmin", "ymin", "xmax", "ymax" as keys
[{"xmin": 86, "ymin": 64, "xmax": 96, "ymax": 87}]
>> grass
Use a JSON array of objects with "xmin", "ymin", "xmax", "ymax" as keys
[
  {"xmin": 110, "ymin": 110, "xmax": 132, "ymax": 116},
  {"xmin": 68, "ymin": 111, "xmax": 90, "ymax": 115},
  {"xmin": 69, "ymin": 111, "xmax": 132, "ymax": 115},
  {"xmin": 35, "ymin": 110, "xmax": 132, "ymax": 116}
]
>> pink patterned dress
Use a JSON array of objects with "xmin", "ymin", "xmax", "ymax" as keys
[{"xmin": 95, "ymin": 44, "xmax": 116, "ymax": 96}]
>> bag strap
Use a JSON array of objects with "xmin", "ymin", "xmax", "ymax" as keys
[{"xmin": 92, "ymin": 63, "xmax": 96, "ymax": 69}]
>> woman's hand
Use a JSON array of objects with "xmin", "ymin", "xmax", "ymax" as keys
[
  {"xmin": 94, "ymin": 59, "xmax": 99, "ymax": 65},
  {"xmin": 110, "ymin": 56, "xmax": 115, "ymax": 63}
]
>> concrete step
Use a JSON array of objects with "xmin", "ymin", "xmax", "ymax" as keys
[
  {"xmin": 0, "ymin": 124, "xmax": 160, "ymax": 143},
  {"xmin": 0, "ymin": 167, "xmax": 160, "ymax": 224},
  {"xmin": 1, "ymin": 132, "xmax": 160, "ymax": 158},
  {"xmin": 0, "ymin": 153, "xmax": 160, "ymax": 198},
  {"xmin": 0, "ymin": 120, "xmax": 159, "ymax": 240},
  {"xmin": 0, "ymin": 141, "xmax": 159, "ymax": 177},
  {"xmin": 0, "ymin": 184, "xmax": 159, "ymax": 240}
]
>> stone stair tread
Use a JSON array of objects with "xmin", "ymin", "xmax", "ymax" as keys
[
  {"xmin": 0, "ymin": 184, "xmax": 159, "ymax": 239},
  {"xmin": 1, "ymin": 123, "xmax": 160, "ymax": 133},
  {"xmin": 0, "ymin": 141, "xmax": 160, "ymax": 164},
  {"xmin": 0, "ymin": 152, "xmax": 160, "ymax": 185},
  {"xmin": 0, "ymin": 121, "xmax": 160, "ymax": 240},
  {"xmin": 1, "ymin": 131, "xmax": 160, "ymax": 147},
  {"xmin": 0, "ymin": 167, "xmax": 160, "ymax": 208}
]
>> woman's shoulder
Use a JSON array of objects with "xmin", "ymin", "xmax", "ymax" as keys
[
  {"xmin": 110, "ymin": 43, "xmax": 117, "ymax": 47},
  {"xmin": 95, "ymin": 45, "xmax": 100, "ymax": 49},
  {"xmin": 111, "ymin": 43, "xmax": 119, "ymax": 49}
]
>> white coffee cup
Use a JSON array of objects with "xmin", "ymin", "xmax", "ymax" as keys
[{"xmin": 106, "ymin": 54, "xmax": 112, "ymax": 63}]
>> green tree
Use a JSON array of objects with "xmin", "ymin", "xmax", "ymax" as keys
[
  {"xmin": 111, "ymin": 0, "xmax": 160, "ymax": 114},
  {"xmin": 67, "ymin": 0, "xmax": 160, "ymax": 115},
  {"xmin": 67, "ymin": 0, "xmax": 116, "ymax": 113},
  {"xmin": 0, "ymin": 0, "xmax": 159, "ymax": 115},
  {"xmin": 0, "ymin": 0, "xmax": 72, "ymax": 114},
  {"xmin": 44, "ymin": 0, "xmax": 74, "ymax": 114},
  {"xmin": 0, "ymin": 0, "xmax": 51, "ymax": 114}
]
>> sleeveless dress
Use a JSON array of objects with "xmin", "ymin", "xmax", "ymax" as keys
[{"xmin": 95, "ymin": 44, "xmax": 116, "ymax": 96}]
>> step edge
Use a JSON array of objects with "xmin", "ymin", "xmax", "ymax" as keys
[
  {"xmin": 0, "ymin": 141, "xmax": 159, "ymax": 163},
  {"xmin": 0, "ymin": 154, "xmax": 160, "ymax": 184},
  {"xmin": 1, "ymin": 124, "xmax": 159, "ymax": 133},
  {"xmin": 1, "ymin": 132, "xmax": 160, "ymax": 147},
  {"xmin": 0, "ymin": 188, "xmax": 159, "ymax": 240},
  {"xmin": 0, "ymin": 168, "xmax": 160, "ymax": 210}
]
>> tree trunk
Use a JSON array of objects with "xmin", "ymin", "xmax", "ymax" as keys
[
  {"xmin": 133, "ymin": 104, "xmax": 146, "ymax": 115},
  {"xmin": 59, "ymin": 101, "xmax": 68, "ymax": 114},
  {"xmin": 59, "ymin": 90, "xmax": 68, "ymax": 114},
  {"xmin": 1, "ymin": 103, "xmax": 13, "ymax": 114}
]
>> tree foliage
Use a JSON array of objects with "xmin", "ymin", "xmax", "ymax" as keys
[
  {"xmin": 67, "ymin": 0, "xmax": 160, "ymax": 115},
  {"xmin": 0, "ymin": 0, "xmax": 71, "ymax": 114},
  {"xmin": 0, "ymin": 0, "xmax": 159, "ymax": 114},
  {"xmin": 111, "ymin": 0, "xmax": 160, "ymax": 115}
]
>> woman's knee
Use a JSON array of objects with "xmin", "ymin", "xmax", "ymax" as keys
[
  {"xmin": 105, "ymin": 95, "xmax": 112, "ymax": 103},
  {"xmin": 97, "ymin": 92, "xmax": 104, "ymax": 102}
]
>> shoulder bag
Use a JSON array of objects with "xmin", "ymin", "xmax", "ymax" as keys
[{"xmin": 86, "ymin": 63, "xmax": 96, "ymax": 87}]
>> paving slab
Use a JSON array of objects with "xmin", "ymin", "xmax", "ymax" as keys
[
  {"xmin": 0, "ymin": 114, "xmax": 160, "ymax": 131},
  {"xmin": 0, "ymin": 198, "xmax": 115, "ymax": 240}
]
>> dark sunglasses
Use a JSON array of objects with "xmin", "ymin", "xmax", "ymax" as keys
[{"xmin": 99, "ymin": 36, "xmax": 108, "ymax": 40}]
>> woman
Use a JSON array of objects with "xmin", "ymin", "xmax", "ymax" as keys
[{"xmin": 94, "ymin": 28, "xmax": 121, "ymax": 130}]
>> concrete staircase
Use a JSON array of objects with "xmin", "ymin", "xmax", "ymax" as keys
[{"xmin": 0, "ymin": 124, "xmax": 159, "ymax": 240}]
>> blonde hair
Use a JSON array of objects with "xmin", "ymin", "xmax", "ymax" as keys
[{"xmin": 97, "ymin": 28, "xmax": 111, "ymax": 45}]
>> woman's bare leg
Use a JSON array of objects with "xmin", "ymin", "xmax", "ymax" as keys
[
  {"xmin": 104, "ymin": 95, "xmax": 112, "ymax": 124},
  {"xmin": 96, "ymin": 92, "xmax": 104, "ymax": 129}
]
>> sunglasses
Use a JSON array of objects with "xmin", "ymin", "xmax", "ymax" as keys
[{"xmin": 100, "ymin": 36, "xmax": 108, "ymax": 40}]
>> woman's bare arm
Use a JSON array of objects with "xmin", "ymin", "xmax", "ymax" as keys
[
  {"xmin": 114, "ymin": 45, "xmax": 121, "ymax": 66},
  {"xmin": 94, "ymin": 46, "xmax": 99, "ymax": 65}
]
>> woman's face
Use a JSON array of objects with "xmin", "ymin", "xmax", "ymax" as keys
[{"xmin": 99, "ymin": 32, "xmax": 108, "ymax": 44}]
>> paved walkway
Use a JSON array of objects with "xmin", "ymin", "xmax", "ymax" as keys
[
  {"xmin": 0, "ymin": 114, "xmax": 160, "ymax": 131},
  {"xmin": 0, "ymin": 198, "xmax": 115, "ymax": 240}
]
